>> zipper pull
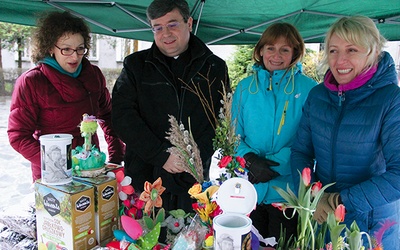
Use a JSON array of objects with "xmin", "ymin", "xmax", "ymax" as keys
[
  {"xmin": 277, "ymin": 100, "xmax": 289, "ymax": 135},
  {"xmin": 268, "ymin": 75, "xmax": 272, "ymax": 91},
  {"xmin": 338, "ymin": 91, "xmax": 344, "ymax": 106}
]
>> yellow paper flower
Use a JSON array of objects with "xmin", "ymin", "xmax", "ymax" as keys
[
  {"xmin": 139, "ymin": 177, "xmax": 166, "ymax": 214},
  {"xmin": 196, "ymin": 200, "xmax": 219, "ymax": 224},
  {"xmin": 190, "ymin": 185, "xmax": 219, "ymax": 204},
  {"xmin": 188, "ymin": 183, "xmax": 202, "ymax": 196},
  {"xmin": 204, "ymin": 235, "xmax": 214, "ymax": 247}
]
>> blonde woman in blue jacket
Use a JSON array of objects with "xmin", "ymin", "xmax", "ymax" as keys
[
  {"xmin": 232, "ymin": 23, "xmax": 317, "ymax": 243},
  {"xmin": 291, "ymin": 16, "xmax": 400, "ymax": 247}
]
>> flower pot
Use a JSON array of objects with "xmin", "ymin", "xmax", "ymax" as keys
[{"xmin": 213, "ymin": 178, "xmax": 256, "ymax": 250}]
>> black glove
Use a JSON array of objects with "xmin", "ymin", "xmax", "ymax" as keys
[{"xmin": 243, "ymin": 152, "xmax": 280, "ymax": 184}]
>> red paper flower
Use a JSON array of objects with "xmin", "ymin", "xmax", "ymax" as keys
[
  {"xmin": 218, "ymin": 155, "xmax": 232, "ymax": 168},
  {"xmin": 236, "ymin": 156, "xmax": 246, "ymax": 168}
]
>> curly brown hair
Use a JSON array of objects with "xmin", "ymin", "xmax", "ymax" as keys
[{"xmin": 31, "ymin": 11, "xmax": 91, "ymax": 63}]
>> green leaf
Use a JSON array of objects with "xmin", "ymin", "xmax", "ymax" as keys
[
  {"xmin": 346, "ymin": 230, "xmax": 363, "ymax": 249},
  {"xmin": 128, "ymin": 244, "xmax": 141, "ymax": 250},
  {"xmin": 138, "ymin": 222, "xmax": 161, "ymax": 250},
  {"xmin": 349, "ymin": 220, "xmax": 360, "ymax": 232},
  {"xmin": 310, "ymin": 182, "xmax": 335, "ymax": 209},
  {"xmin": 143, "ymin": 216, "xmax": 154, "ymax": 230},
  {"xmin": 155, "ymin": 208, "xmax": 165, "ymax": 224},
  {"xmin": 273, "ymin": 185, "xmax": 297, "ymax": 205},
  {"xmin": 298, "ymin": 170, "xmax": 307, "ymax": 199},
  {"xmin": 299, "ymin": 188, "xmax": 312, "ymax": 208},
  {"xmin": 168, "ymin": 209, "xmax": 187, "ymax": 218}
]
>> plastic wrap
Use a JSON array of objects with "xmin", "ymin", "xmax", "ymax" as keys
[
  {"xmin": 172, "ymin": 215, "xmax": 208, "ymax": 250},
  {"xmin": 0, "ymin": 203, "xmax": 36, "ymax": 239}
]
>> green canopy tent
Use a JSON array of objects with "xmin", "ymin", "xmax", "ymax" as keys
[{"xmin": 1, "ymin": 0, "xmax": 399, "ymax": 44}]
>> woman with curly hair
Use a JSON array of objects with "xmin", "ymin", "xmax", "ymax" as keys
[{"xmin": 8, "ymin": 11, "xmax": 125, "ymax": 182}]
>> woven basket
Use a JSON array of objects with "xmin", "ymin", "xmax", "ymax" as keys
[{"xmin": 76, "ymin": 166, "xmax": 105, "ymax": 177}]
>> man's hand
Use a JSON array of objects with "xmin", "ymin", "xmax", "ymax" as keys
[
  {"xmin": 243, "ymin": 152, "xmax": 280, "ymax": 184},
  {"xmin": 162, "ymin": 154, "xmax": 185, "ymax": 174}
]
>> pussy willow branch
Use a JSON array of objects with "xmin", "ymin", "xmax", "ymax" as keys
[
  {"xmin": 166, "ymin": 115, "xmax": 204, "ymax": 183},
  {"xmin": 179, "ymin": 66, "xmax": 218, "ymax": 130}
]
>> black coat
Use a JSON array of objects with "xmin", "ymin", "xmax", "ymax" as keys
[{"xmin": 112, "ymin": 34, "xmax": 229, "ymax": 211}]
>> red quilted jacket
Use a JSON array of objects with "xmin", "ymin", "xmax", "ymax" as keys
[{"xmin": 8, "ymin": 58, "xmax": 125, "ymax": 181}]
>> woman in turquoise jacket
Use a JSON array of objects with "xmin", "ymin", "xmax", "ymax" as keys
[{"xmin": 232, "ymin": 23, "xmax": 317, "ymax": 243}]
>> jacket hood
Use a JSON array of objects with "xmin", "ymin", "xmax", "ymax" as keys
[{"xmin": 367, "ymin": 51, "xmax": 397, "ymax": 89}]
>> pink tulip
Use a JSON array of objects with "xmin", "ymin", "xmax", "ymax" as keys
[
  {"xmin": 272, "ymin": 202, "xmax": 286, "ymax": 211},
  {"xmin": 334, "ymin": 204, "xmax": 345, "ymax": 222},
  {"xmin": 302, "ymin": 168, "xmax": 311, "ymax": 186},
  {"xmin": 311, "ymin": 181, "xmax": 322, "ymax": 197}
]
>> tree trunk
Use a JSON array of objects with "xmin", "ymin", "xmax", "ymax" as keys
[
  {"xmin": 17, "ymin": 37, "xmax": 22, "ymax": 76},
  {"xmin": 0, "ymin": 38, "xmax": 6, "ymax": 96}
]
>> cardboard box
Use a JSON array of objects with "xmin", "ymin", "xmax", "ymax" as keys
[
  {"xmin": 35, "ymin": 180, "xmax": 97, "ymax": 250},
  {"xmin": 73, "ymin": 175, "xmax": 119, "ymax": 246}
]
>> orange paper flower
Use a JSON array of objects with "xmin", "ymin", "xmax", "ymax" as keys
[{"xmin": 139, "ymin": 177, "xmax": 166, "ymax": 214}]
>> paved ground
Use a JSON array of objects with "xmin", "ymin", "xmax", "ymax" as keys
[{"xmin": 0, "ymin": 96, "xmax": 35, "ymax": 212}]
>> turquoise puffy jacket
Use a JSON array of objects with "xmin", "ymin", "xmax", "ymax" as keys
[{"xmin": 232, "ymin": 62, "xmax": 317, "ymax": 205}]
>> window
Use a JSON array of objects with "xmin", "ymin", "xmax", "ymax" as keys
[
  {"xmin": 88, "ymin": 34, "xmax": 99, "ymax": 60},
  {"xmin": 116, "ymin": 38, "xmax": 137, "ymax": 61}
]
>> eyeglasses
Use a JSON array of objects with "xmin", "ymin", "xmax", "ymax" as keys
[
  {"xmin": 151, "ymin": 21, "xmax": 182, "ymax": 34},
  {"xmin": 54, "ymin": 44, "xmax": 88, "ymax": 56}
]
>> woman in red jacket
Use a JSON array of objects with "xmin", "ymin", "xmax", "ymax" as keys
[{"xmin": 7, "ymin": 11, "xmax": 125, "ymax": 182}]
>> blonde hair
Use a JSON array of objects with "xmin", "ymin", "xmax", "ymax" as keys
[{"xmin": 322, "ymin": 16, "xmax": 386, "ymax": 71}]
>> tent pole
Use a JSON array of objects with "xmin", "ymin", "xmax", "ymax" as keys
[
  {"xmin": 193, "ymin": 0, "xmax": 205, "ymax": 35},
  {"xmin": 45, "ymin": 1, "xmax": 116, "ymax": 33},
  {"xmin": 44, "ymin": 0, "xmax": 151, "ymax": 34},
  {"xmin": 206, "ymin": 11, "xmax": 299, "ymax": 44},
  {"xmin": 113, "ymin": 2, "xmax": 149, "ymax": 27}
]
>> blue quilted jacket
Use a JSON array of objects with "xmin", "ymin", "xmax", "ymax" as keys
[{"xmin": 291, "ymin": 52, "xmax": 400, "ymax": 246}]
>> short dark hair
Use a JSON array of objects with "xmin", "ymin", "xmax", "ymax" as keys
[
  {"xmin": 31, "ymin": 11, "xmax": 91, "ymax": 63},
  {"xmin": 146, "ymin": 0, "xmax": 190, "ymax": 22}
]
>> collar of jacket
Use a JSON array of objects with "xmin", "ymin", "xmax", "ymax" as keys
[
  {"xmin": 324, "ymin": 51, "xmax": 397, "ymax": 94},
  {"xmin": 252, "ymin": 62, "xmax": 302, "ymax": 84},
  {"xmin": 324, "ymin": 52, "xmax": 398, "ymax": 105},
  {"xmin": 149, "ymin": 33, "xmax": 212, "ymax": 66},
  {"xmin": 40, "ymin": 57, "xmax": 99, "ymax": 103}
]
